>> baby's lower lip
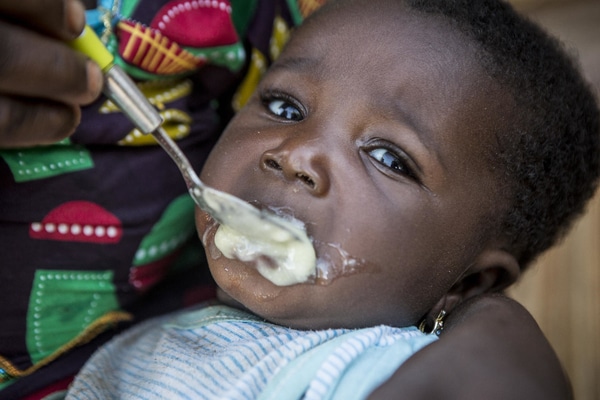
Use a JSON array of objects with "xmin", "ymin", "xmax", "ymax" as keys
[{"xmin": 247, "ymin": 199, "xmax": 271, "ymax": 211}]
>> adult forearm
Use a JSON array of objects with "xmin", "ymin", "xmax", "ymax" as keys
[{"xmin": 368, "ymin": 294, "xmax": 572, "ymax": 400}]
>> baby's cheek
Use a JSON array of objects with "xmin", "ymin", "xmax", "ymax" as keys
[{"xmin": 194, "ymin": 208, "xmax": 211, "ymax": 240}]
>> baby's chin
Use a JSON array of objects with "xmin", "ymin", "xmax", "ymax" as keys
[
  {"xmin": 210, "ymin": 263, "xmax": 351, "ymax": 330},
  {"xmin": 209, "ymin": 256, "xmax": 287, "ymax": 303},
  {"xmin": 208, "ymin": 257, "xmax": 317, "ymax": 326}
]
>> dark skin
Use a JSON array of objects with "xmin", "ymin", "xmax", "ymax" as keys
[
  {"xmin": 0, "ymin": 0, "xmax": 102, "ymax": 147},
  {"xmin": 0, "ymin": 0, "xmax": 571, "ymax": 398},
  {"xmin": 198, "ymin": 0, "xmax": 524, "ymax": 331},
  {"xmin": 369, "ymin": 294, "xmax": 572, "ymax": 400}
]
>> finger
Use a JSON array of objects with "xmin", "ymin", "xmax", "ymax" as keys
[
  {"xmin": 0, "ymin": 0, "xmax": 85, "ymax": 40},
  {"xmin": 0, "ymin": 96, "xmax": 80, "ymax": 148},
  {"xmin": 0, "ymin": 20, "xmax": 103, "ymax": 105}
]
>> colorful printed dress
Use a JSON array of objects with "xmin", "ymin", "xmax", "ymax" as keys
[{"xmin": 0, "ymin": 0, "xmax": 325, "ymax": 398}]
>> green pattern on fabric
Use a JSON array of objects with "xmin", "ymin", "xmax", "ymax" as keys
[
  {"xmin": 0, "ymin": 139, "xmax": 94, "ymax": 182},
  {"xmin": 26, "ymin": 270, "xmax": 118, "ymax": 364},
  {"xmin": 115, "ymin": 41, "xmax": 247, "ymax": 81},
  {"xmin": 185, "ymin": 42, "xmax": 246, "ymax": 70},
  {"xmin": 169, "ymin": 237, "xmax": 207, "ymax": 274},
  {"xmin": 133, "ymin": 194, "xmax": 196, "ymax": 266},
  {"xmin": 120, "ymin": 0, "xmax": 142, "ymax": 18},
  {"xmin": 285, "ymin": 0, "xmax": 305, "ymax": 26},
  {"xmin": 105, "ymin": 33, "xmax": 119, "ymax": 58},
  {"xmin": 0, "ymin": 370, "xmax": 12, "ymax": 390},
  {"xmin": 230, "ymin": 0, "xmax": 258, "ymax": 38}
]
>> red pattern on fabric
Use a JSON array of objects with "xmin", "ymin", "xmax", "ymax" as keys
[
  {"xmin": 151, "ymin": 0, "xmax": 238, "ymax": 47},
  {"xmin": 29, "ymin": 201, "xmax": 123, "ymax": 244},
  {"xmin": 129, "ymin": 252, "xmax": 179, "ymax": 292},
  {"xmin": 117, "ymin": 20, "xmax": 206, "ymax": 74}
]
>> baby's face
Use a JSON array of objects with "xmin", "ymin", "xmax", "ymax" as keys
[{"xmin": 197, "ymin": 1, "xmax": 513, "ymax": 329}]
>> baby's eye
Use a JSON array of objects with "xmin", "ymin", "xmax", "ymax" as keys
[
  {"xmin": 368, "ymin": 148, "xmax": 416, "ymax": 180},
  {"xmin": 266, "ymin": 99, "xmax": 303, "ymax": 121}
]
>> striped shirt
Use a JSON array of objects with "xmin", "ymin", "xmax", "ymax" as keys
[{"xmin": 67, "ymin": 304, "xmax": 437, "ymax": 400}]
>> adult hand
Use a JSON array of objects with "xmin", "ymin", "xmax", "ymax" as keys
[
  {"xmin": 0, "ymin": 0, "xmax": 103, "ymax": 148},
  {"xmin": 368, "ymin": 294, "xmax": 572, "ymax": 400}
]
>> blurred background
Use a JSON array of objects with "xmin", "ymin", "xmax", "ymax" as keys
[{"xmin": 507, "ymin": 1, "xmax": 599, "ymax": 399}]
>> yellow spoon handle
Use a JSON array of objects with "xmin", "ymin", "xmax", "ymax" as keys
[
  {"xmin": 69, "ymin": 26, "xmax": 114, "ymax": 71},
  {"xmin": 69, "ymin": 26, "xmax": 163, "ymax": 134}
]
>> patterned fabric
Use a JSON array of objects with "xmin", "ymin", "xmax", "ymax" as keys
[
  {"xmin": 66, "ymin": 304, "xmax": 438, "ymax": 400},
  {"xmin": 0, "ymin": 1, "xmax": 323, "ymax": 398}
]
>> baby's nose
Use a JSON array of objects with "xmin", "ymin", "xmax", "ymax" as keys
[{"xmin": 260, "ymin": 148, "xmax": 329, "ymax": 196}]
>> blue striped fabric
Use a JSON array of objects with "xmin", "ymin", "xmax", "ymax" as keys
[{"xmin": 67, "ymin": 304, "xmax": 437, "ymax": 400}]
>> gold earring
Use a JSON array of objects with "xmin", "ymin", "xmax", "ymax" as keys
[{"xmin": 419, "ymin": 310, "xmax": 447, "ymax": 336}]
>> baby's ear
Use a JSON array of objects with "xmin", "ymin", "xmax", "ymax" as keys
[{"xmin": 424, "ymin": 249, "xmax": 520, "ymax": 327}]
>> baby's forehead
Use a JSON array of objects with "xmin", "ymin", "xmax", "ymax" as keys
[
  {"xmin": 304, "ymin": 0, "xmax": 449, "ymax": 30},
  {"xmin": 285, "ymin": 1, "xmax": 493, "ymax": 99},
  {"xmin": 295, "ymin": 0, "xmax": 478, "ymax": 63}
]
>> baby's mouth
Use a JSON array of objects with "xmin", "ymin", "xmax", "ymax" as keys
[
  {"xmin": 200, "ymin": 196, "xmax": 369, "ymax": 287},
  {"xmin": 214, "ymin": 224, "xmax": 316, "ymax": 286},
  {"xmin": 197, "ymin": 195, "xmax": 317, "ymax": 286}
]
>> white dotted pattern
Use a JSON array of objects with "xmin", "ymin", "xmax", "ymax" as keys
[
  {"xmin": 134, "ymin": 232, "xmax": 189, "ymax": 263},
  {"xmin": 30, "ymin": 271, "xmax": 113, "ymax": 355},
  {"xmin": 30, "ymin": 222, "xmax": 120, "ymax": 238},
  {"xmin": 157, "ymin": 0, "xmax": 232, "ymax": 31},
  {"xmin": 14, "ymin": 151, "xmax": 90, "ymax": 177}
]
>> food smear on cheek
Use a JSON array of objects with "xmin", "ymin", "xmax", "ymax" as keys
[{"xmin": 314, "ymin": 241, "xmax": 366, "ymax": 284}]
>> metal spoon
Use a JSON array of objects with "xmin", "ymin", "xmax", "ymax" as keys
[
  {"xmin": 70, "ymin": 26, "xmax": 310, "ymax": 244},
  {"xmin": 151, "ymin": 126, "xmax": 307, "ymax": 243}
]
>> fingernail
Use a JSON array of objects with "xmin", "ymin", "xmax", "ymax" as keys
[{"xmin": 66, "ymin": 0, "xmax": 86, "ymax": 37}]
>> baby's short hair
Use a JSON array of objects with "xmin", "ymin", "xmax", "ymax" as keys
[{"xmin": 405, "ymin": 0, "xmax": 600, "ymax": 268}]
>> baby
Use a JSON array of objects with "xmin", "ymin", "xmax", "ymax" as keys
[{"xmin": 66, "ymin": 0, "xmax": 600, "ymax": 398}]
